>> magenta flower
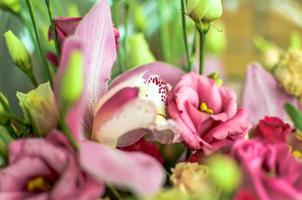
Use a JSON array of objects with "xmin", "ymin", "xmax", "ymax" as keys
[
  {"xmin": 232, "ymin": 139, "xmax": 302, "ymax": 200},
  {"xmin": 0, "ymin": 130, "xmax": 166, "ymax": 198},
  {"xmin": 167, "ymin": 72, "xmax": 251, "ymax": 154},
  {"xmin": 242, "ymin": 63, "xmax": 302, "ymax": 125}
]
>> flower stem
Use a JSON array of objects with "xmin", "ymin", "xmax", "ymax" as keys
[
  {"xmin": 107, "ymin": 183, "xmax": 124, "ymax": 200},
  {"xmin": 45, "ymin": 0, "xmax": 61, "ymax": 56},
  {"xmin": 197, "ymin": 23, "xmax": 209, "ymax": 75},
  {"xmin": 180, "ymin": 0, "xmax": 191, "ymax": 71},
  {"xmin": 25, "ymin": 0, "xmax": 53, "ymax": 85},
  {"xmin": 122, "ymin": 1, "xmax": 130, "ymax": 70},
  {"xmin": 27, "ymin": 71, "xmax": 38, "ymax": 87},
  {"xmin": 158, "ymin": 0, "xmax": 171, "ymax": 62}
]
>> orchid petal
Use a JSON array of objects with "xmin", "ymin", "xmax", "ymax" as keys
[
  {"xmin": 74, "ymin": 0, "xmax": 117, "ymax": 131},
  {"xmin": 241, "ymin": 63, "xmax": 302, "ymax": 125},
  {"xmin": 54, "ymin": 37, "xmax": 84, "ymax": 140},
  {"xmin": 110, "ymin": 62, "xmax": 184, "ymax": 88},
  {"xmin": 79, "ymin": 140, "xmax": 165, "ymax": 197},
  {"xmin": 92, "ymin": 87, "xmax": 157, "ymax": 147}
]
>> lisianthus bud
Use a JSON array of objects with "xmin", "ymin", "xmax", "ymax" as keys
[
  {"xmin": 187, "ymin": 0, "xmax": 222, "ymax": 24},
  {"xmin": 60, "ymin": 50, "xmax": 84, "ymax": 114},
  {"xmin": 0, "ymin": 0, "xmax": 20, "ymax": 14},
  {"xmin": 274, "ymin": 49, "xmax": 302, "ymax": 101},
  {"xmin": 4, "ymin": 30, "xmax": 32, "ymax": 73},
  {"xmin": 0, "ymin": 93, "xmax": 11, "ymax": 124},
  {"xmin": 170, "ymin": 162, "xmax": 220, "ymax": 198},
  {"xmin": 17, "ymin": 83, "xmax": 59, "ymax": 136},
  {"xmin": 207, "ymin": 154, "xmax": 241, "ymax": 193},
  {"xmin": 127, "ymin": 33, "xmax": 155, "ymax": 69}
]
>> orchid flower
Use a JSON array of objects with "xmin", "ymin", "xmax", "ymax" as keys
[
  {"xmin": 53, "ymin": 0, "xmax": 187, "ymax": 148},
  {"xmin": 241, "ymin": 63, "xmax": 302, "ymax": 125},
  {"xmin": 52, "ymin": 0, "xmax": 167, "ymax": 196}
]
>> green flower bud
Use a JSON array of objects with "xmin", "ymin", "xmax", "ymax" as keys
[
  {"xmin": 60, "ymin": 50, "xmax": 84, "ymax": 114},
  {"xmin": 207, "ymin": 154, "xmax": 241, "ymax": 193},
  {"xmin": 0, "ymin": 93, "xmax": 11, "ymax": 124},
  {"xmin": 17, "ymin": 82, "xmax": 59, "ymax": 136},
  {"xmin": 127, "ymin": 33, "xmax": 155, "ymax": 69},
  {"xmin": 149, "ymin": 189, "xmax": 190, "ymax": 200},
  {"xmin": 187, "ymin": 0, "xmax": 222, "ymax": 24},
  {"xmin": 4, "ymin": 30, "xmax": 32, "ymax": 73},
  {"xmin": 0, "ymin": 0, "xmax": 20, "ymax": 14}
]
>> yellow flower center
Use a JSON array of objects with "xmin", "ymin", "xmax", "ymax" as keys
[
  {"xmin": 27, "ymin": 176, "xmax": 51, "ymax": 192},
  {"xmin": 199, "ymin": 102, "xmax": 214, "ymax": 115},
  {"xmin": 292, "ymin": 150, "xmax": 302, "ymax": 159}
]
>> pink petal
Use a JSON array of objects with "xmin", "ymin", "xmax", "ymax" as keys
[
  {"xmin": 92, "ymin": 87, "xmax": 157, "ymax": 147},
  {"xmin": 110, "ymin": 62, "xmax": 184, "ymax": 88},
  {"xmin": 74, "ymin": 0, "xmax": 117, "ymax": 131},
  {"xmin": 79, "ymin": 140, "xmax": 165, "ymax": 197},
  {"xmin": 241, "ymin": 63, "xmax": 302, "ymax": 125},
  {"xmin": 54, "ymin": 37, "xmax": 84, "ymax": 140}
]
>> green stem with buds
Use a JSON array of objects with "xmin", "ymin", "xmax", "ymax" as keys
[
  {"xmin": 45, "ymin": 0, "xmax": 61, "ymax": 56},
  {"xmin": 180, "ymin": 0, "xmax": 191, "ymax": 71},
  {"xmin": 25, "ymin": 0, "xmax": 53, "ymax": 85}
]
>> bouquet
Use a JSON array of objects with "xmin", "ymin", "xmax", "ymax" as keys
[{"xmin": 0, "ymin": 0, "xmax": 302, "ymax": 199}]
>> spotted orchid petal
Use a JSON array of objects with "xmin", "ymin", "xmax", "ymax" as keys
[
  {"xmin": 55, "ymin": 37, "xmax": 84, "ymax": 140},
  {"xmin": 110, "ymin": 62, "xmax": 184, "ymax": 88},
  {"xmin": 241, "ymin": 63, "xmax": 302, "ymax": 125},
  {"xmin": 79, "ymin": 140, "xmax": 165, "ymax": 197},
  {"xmin": 92, "ymin": 73, "xmax": 181, "ymax": 147},
  {"xmin": 74, "ymin": 0, "xmax": 117, "ymax": 132}
]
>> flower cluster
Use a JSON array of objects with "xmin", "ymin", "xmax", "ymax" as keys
[{"xmin": 1, "ymin": 0, "xmax": 302, "ymax": 200}]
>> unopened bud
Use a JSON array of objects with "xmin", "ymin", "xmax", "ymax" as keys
[
  {"xmin": 4, "ymin": 30, "xmax": 32, "ymax": 73},
  {"xmin": 0, "ymin": 93, "xmax": 11, "ymax": 124},
  {"xmin": 17, "ymin": 83, "xmax": 59, "ymax": 136},
  {"xmin": 187, "ymin": 0, "xmax": 222, "ymax": 25}
]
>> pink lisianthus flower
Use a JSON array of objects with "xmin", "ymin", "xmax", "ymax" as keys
[
  {"xmin": 232, "ymin": 139, "xmax": 302, "ymax": 200},
  {"xmin": 0, "ymin": 131, "xmax": 103, "ymax": 200},
  {"xmin": 167, "ymin": 72, "xmax": 251, "ymax": 154}
]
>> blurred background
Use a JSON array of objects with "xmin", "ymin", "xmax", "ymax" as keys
[{"xmin": 0, "ymin": 0, "xmax": 301, "ymax": 110}]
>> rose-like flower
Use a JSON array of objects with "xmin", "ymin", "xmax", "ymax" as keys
[
  {"xmin": 253, "ymin": 116, "xmax": 292, "ymax": 143},
  {"xmin": 0, "ymin": 131, "xmax": 103, "ymax": 199},
  {"xmin": 274, "ymin": 48, "xmax": 302, "ymax": 101},
  {"xmin": 168, "ymin": 72, "xmax": 251, "ymax": 154},
  {"xmin": 232, "ymin": 139, "xmax": 302, "ymax": 200}
]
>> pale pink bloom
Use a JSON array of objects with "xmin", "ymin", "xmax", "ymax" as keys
[{"xmin": 241, "ymin": 63, "xmax": 302, "ymax": 125}]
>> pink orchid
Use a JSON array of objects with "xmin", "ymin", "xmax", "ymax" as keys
[
  {"xmin": 53, "ymin": 0, "xmax": 186, "ymax": 148},
  {"xmin": 241, "ymin": 63, "xmax": 302, "ymax": 125},
  {"xmin": 0, "ymin": 130, "xmax": 165, "ymax": 199},
  {"xmin": 52, "ymin": 0, "xmax": 166, "ymax": 196},
  {"xmin": 232, "ymin": 139, "xmax": 302, "ymax": 200},
  {"xmin": 167, "ymin": 72, "xmax": 251, "ymax": 154}
]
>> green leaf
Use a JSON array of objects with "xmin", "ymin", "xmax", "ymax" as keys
[{"xmin": 284, "ymin": 103, "xmax": 302, "ymax": 131}]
